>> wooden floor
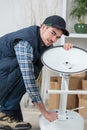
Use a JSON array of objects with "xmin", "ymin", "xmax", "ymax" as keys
[{"xmin": 21, "ymin": 104, "xmax": 87, "ymax": 130}]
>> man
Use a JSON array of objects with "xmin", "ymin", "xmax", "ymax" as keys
[{"xmin": 0, "ymin": 15, "xmax": 72, "ymax": 130}]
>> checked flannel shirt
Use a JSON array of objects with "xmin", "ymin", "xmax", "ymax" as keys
[{"xmin": 14, "ymin": 40, "xmax": 43, "ymax": 103}]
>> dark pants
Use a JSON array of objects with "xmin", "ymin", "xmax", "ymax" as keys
[{"xmin": 0, "ymin": 75, "xmax": 26, "ymax": 121}]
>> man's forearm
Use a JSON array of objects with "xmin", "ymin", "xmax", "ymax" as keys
[{"xmin": 34, "ymin": 102, "xmax": 47, "ymax": 116}]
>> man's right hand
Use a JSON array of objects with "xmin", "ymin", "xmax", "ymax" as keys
[
  {"xmin": 35, "ymin": 102, "xmax": 58, "ymax": 122},
  {"xmin": 43, "ymin": 110, "xmax": 58, "ymax": 122}
]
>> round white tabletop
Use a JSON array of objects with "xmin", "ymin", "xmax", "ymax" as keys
[{"xmin": 41, "ymin": 46, "xmax": 87, "ymax": 74}]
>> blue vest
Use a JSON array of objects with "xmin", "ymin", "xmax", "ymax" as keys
[{"xmin": 0, "ymin": 25, "xmax": 52, "ymax": 91}]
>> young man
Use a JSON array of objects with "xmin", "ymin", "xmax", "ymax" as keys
[{"xmin": 0, "ymin": 15, "xmax": 72, "ymax": 130}]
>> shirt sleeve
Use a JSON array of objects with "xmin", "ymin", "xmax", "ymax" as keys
[{"xmin": 14, "ymin": 40, "xmax": 43, "ymax": 103}]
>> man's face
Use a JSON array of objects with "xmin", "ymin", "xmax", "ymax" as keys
[{"xmin": 40, "ymin": 24, "xmax": 63, "ymax": 46}]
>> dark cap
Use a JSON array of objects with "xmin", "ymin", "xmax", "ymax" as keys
[{"xmin": 43, "ymin": 15, "xmax": 69, "ymax": 36}]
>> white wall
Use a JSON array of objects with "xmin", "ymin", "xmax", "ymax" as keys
[
  {"xmin": 0, "ymin": 0, "xmax": 30, "ymax": 36},
  {"xmin": 0, "ymin": 0, "xmax": 63, "ymax": 37},
  {"xmin": 0, "ymin": 0, "xmax": 87, "ymax": 37}
]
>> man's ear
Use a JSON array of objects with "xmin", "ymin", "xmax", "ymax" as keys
[{"xmin": 40, "ymin": 24, "xmax": 48, "ymax": 30}]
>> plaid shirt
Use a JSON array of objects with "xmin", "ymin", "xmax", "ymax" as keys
[{"xmin": 14, "ymin": 40, "xmax": 43, "ymax": 103}]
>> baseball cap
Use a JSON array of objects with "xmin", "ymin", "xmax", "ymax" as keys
[{"xmin": 43, "ymin": 15, "xmax": 69, "ymax": 36}]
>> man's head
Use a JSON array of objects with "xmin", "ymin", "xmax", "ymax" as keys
[
  {"xmin": 40, "ymin": 15, "xmax": 69, "ymax": 46},
  {"xmin": 43, "ymin": 15, "xmax": 69, "ymax": 36}
]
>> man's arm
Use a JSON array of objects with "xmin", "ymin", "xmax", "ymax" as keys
[
  {"xmin": 14, "ymin": 40, "xmax": 42, "ymax": 103},
  {"xmin": 14, "ymin": 40, "xmax": 58, "ymax": 122}
]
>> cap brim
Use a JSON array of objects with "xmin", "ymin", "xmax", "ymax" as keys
[
  {"xmin": 52, "ymin": 25, "xmax": 69, "ymax": 36},
  {"xmin": 62, "ymin": 29, "xmax": 69, "ymax": 36}
]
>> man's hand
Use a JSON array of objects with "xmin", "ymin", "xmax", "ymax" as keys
[
  {"xmin": 43, "ymin": 111, "xmax": 58, "ymax": 122},
  {"xmin": 35, "ymin": 103, "xmax": 58, "ymax": 122},
  {"xmin": 63, "ymin": 43, "xmax": 73, "ymax": 50}
]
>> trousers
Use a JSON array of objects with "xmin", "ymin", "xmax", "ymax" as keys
[{"xmin": 0, "ymin": 75, "xmax": 26, "ymax": 120}]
